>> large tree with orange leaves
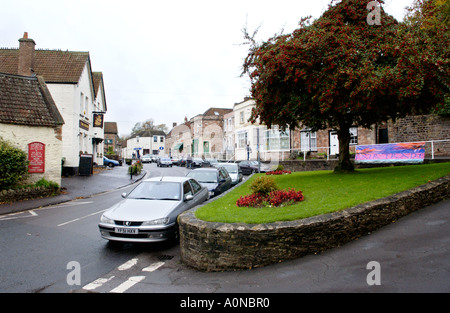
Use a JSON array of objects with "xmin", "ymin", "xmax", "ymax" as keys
[{"xmin": 242, "ymin": 0, "xmax": 449, "ymax": 172}]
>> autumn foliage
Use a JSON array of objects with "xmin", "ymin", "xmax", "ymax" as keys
[{"xmin": 242, "ymin": 0, "xmax": 449, "ymax": 172}]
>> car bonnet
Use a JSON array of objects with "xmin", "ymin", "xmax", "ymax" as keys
[{"xmin": 103, "ymin": 198, "xmax": 179, "ymax": 222}]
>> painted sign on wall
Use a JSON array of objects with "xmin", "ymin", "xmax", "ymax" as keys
[
  {"xmin": 355, "ymin": 142, "xmax": 426, "ymax": 164},
  {"xmin": 28, "ymin": 142, "xmax": 45, "ymax": 173}
]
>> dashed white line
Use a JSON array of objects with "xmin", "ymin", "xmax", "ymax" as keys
[
  {"xmin": 118, "ymin": 258, "xmax": 139, "ymax": 271},
  {"xmin": 83, "ymin": 276, "xmax": 115, "ymax": 291},
  {"xmin": 142, "ymin": 261, "xmax": 165, "ymax": 272},
  {"xmin": 110, "ymin": 276, "xmax": 146, "ymax": 293}
]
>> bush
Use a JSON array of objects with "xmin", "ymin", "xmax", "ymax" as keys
[
  {"xmin": 35, "ymin": 178, "xmax": 59, "ymax": 191},
  {"xmin": 249, "ymin": 176, "xmax": 278, "ymax": 196},
  {"xmin": 128, "ymin": 160, "xmax": 143, "ymax": 175},
  {"xmin": 0, "ymin": 137, "xmax": 29, "ymax": 190}
]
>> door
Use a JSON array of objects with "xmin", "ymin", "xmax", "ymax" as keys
[{"xmin": 329, "ymin": 131, "xmax": 339, "ymax": 156}]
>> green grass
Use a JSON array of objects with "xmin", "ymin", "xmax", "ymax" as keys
[{"xmin": 195, "ymin": 162, "xmax": 450, "ymax": 224}]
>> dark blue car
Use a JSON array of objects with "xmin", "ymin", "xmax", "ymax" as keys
[{"xmin": 186, "ymin": 167, "xmax": 232, "ymax": 198}]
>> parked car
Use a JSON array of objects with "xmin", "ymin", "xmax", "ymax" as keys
[
  {"xmin": 192, "ymin": 158, "xmax": 205, "ymax": 168},
  {"xmin": 103, "ymin": 156, "xmax": 120, "ymax": 167},
  {"xmin": 151, "ymin": 155, "xmax": 159, "ymax": 163},
  {"xmin": 157, "ymin": 157, "xmax": 172, "ymax": 167},
  {"xmin": 215, "ymin": 162, "xmax": 243, "ymax": 185},
  {"xmin": 141, "ymin": 154, "xmax": 152, "ymax": 163},
  {"xmin": 98, "ymin": 176, "xmax": 209, "ymax": 243},
  {"xmin": 238, "ymin": 160, "xmax": 271, "ymax": 175},
  {"xmin": 187, "ymin": 167, "xmax": 232, "ymax": 198},
  {"xmin": 177, "ymin": 157, "xmax": 186, "ymax": 166}
]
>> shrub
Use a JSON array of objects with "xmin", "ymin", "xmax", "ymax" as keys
[
  {"xmin": 0, "ymin": 137, "xmax": 29, "ymax": 190},
  {"xmin": 128, "ymin": 160, "xmax": 143, "ymax": 175},
  {"xmin": 249, "ymin": 176, "xmax": 278, "ymax": 196}
]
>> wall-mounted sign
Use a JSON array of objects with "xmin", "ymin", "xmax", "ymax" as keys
[
  {"xmin": 79, "ymin": 120, "xmax": 90, "ymax": 131},
  {"xmin": 356, "ymin": 142, "xmax": 426, "ymax": 164},
  {"xmin": 28, "ymin": 142, "xmax": 45, "ymax": 173}
]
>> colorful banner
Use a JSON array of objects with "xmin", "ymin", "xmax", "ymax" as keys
[{"xmin": 355, "ymin": 142, "xmax": 426, "ymax": 164}]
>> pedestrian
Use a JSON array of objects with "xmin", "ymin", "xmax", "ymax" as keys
[
  {"xmin": 187, "ymin": 154, "xmax": 192, "ymax": 169},
  {"xmin": 246, "ymin": 144, "xmax": 252, "ymax": 161}
]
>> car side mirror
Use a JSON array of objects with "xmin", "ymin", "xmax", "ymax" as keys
[
  {"xmin": 121, "ymin": 192, "xmax": 127, "ymax": 198},
  {"xmin": 185, "ymin": 194, "xmax": 194, "ymax": 201}
]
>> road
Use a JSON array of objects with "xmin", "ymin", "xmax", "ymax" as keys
[{"xmin": 0, "ymin": 163, "xmax": 448, "ymax": 294}]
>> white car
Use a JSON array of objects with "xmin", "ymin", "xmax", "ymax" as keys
[{"xmin": 98, "ymin": 177, "xmax": 209, "ymax": 242}]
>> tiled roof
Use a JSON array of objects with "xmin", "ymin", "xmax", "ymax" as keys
[
  {"xmin": 0, "ymin": 48, "xmax": 89, "ymax": 83},
  {"xmin": 104, "ymin": 122, "xmax": 118, "ymax": 134},
  {"xmin": 0, "ymin": 72, "xmax": 64, "ymax": 127}
]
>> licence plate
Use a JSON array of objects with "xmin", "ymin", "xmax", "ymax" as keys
[{"xmin": 115, "ymin": 227, "xmax": 138, "ymax": 234}]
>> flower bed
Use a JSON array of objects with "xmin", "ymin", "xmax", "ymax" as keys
[
  {"xmin": 266, "ymin": 170, "xmax": 292, "ymax": 175},
  {"xmin": 237, "ymin": 188, "xmax": 304, "ymax": 208}
]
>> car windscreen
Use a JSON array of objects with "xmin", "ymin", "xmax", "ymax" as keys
[
  {"xmin": 221, "ymin": 164, "xmax": 238, "ymax": 173},
  {"xmin": 127, "ymin": 181, "xmax": 181, "ymax": 201},
  {"xmin": 187, "ymin": 171, "xmax": 218, "ymax": 183}
]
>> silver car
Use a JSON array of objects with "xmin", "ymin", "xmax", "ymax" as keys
[
  {"xmin": 215, "ymin": 163, "xmax": 243, "ymax": 185},
  {"xmin": 98, "ymin": 176, "xmax": 209, "ymax": 243}
]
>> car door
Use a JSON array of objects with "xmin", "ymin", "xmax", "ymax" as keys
[{"xmin": 188, "ymin": 179, "xmax": 207, "ymax": 205}]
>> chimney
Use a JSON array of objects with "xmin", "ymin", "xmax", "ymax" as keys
[
  {"xmin": 173, "ymin": 122, "xmax": 177, "ymax": 128},
  {"xmin": 18, "ymin": 32, "xmax": 36, "ymax": 76}
]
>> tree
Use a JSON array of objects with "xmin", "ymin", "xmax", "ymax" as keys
[{"xmin": 242, "ymin": 0, "xmax": 449, "ymax": 172}]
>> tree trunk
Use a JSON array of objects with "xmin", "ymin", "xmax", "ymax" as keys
[{"xmin": 335, "ymin": 124, "xmax": 354, "ymax": 173}]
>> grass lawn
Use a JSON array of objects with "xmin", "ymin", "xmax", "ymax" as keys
[{"xmin": 195, "ymin": 162, "xmax": 450, "ymax": 224}]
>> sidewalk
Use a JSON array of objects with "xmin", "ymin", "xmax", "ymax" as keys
[{"xmin": 0, "ymin": 165, "xmax": 147, "ymax": 216}]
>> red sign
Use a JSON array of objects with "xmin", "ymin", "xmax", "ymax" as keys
[{"xmin": 28, "ymin": 142, "xmax": 45, "ymax": 173}]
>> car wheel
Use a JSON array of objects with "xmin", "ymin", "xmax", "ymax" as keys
[{"xmin": 108, "ymin": 163, "xmax": 114, "ymax": 168}]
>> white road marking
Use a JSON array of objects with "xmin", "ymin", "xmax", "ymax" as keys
[
  {"xmin": 110, "ymin": 276, "xmax": 146, "ymax": 293},
  {"xmin": 57, "ymin": 209, "xmax": 106, "ymax": 227},
  {"xmin": 142, "ymin": 261, "xmax": 165, "ymax": 272},
  {"xmin": 118, "ymin": 258, "xmax": 139, "ymax": 271},
  {"xmin": 83, "ymin": 276, "xmax": 115, "ymax": 291}
]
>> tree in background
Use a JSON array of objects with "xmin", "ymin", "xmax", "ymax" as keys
[{"xmin": 242, "ymin": 0, "xmax": 449, "ymax": 172}]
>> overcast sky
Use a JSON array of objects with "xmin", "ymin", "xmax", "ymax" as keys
[{"xmin": 1, "ymin": 0, "xmax": 414, "ymax": 137}]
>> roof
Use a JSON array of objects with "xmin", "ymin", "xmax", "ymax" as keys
[
  {"xmin": 130, "ymin": 129, "xmax": 166, "ymax": 139},
  {"xmin": 104, "ymin": 122, "xmax": 118, "ymax": 134},
  {"xmin": 93, "ymin": 71, "xmax": 107, "ymax": 111},
  {"xmin": 0, "ymin": 72, "xmax": 64, "ymax": 127},
  {"xmin": 203, "ymin": 107, "xmax": 232, "ymax": 117},
  {"xmin": 0, "ymin": 48, "xmax": 90, "ymax": 84}
]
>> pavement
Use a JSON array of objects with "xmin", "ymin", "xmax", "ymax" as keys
[{"xmin": 0, "ymin": 165, "xmax": 147, "ymax": 216}]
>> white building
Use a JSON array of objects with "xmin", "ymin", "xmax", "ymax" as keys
[
  {"xmin": 122, "ymin": 130, "xmax": 166, "ymax": 159},
  {"xmin": 0, "ymin": 33, "xmax": 107, "ymax": 175},
  {"xmin": 233, "ymin": 98, "xmax": 291, "ymax": 162}
]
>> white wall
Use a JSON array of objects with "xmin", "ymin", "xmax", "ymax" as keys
[{"xmin": 0, "ymin": 124, "xmax": 63, "ymax": 186}]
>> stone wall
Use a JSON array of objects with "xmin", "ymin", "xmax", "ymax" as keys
[
  {"xmin": 179, "ymin": 175, "xmax": 449, "ymax": 272},
  {"xmin": 0, "ymin": 185, "xmax": 59, "ymax": 204}
]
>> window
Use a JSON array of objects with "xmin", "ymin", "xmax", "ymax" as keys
[
  {"xmin": 237, "ymin": 131, "xmax": 248, "ymax": 148},
  {"xmin": 265, "ymin": 128, "xmax": 290, "ymax": 151},
  {"xmin": 301, "ymin": 130, "xmax": 317, "ymax": 152},
  {"xmin": 160, "ymin": 136, "xmax": 164, "ymax": 143},
  {"xmin": 80, "ymin": 92, "xmax": 84, "ymax": 114},
  {"xmin": 153, "ymin": 136, "xmax": 158, "ymax": 143},
  {"xmin": 189, "ymin": 179, "xmax": 202, "ymax": 194},
  {"xmin": 240, "ymin": 112, "xmax": 244, "ymax": 124},
  {"xmin": 183, "ymin": 181, "xmax": 193, "ymax": 197},
  {"xmin": 350, "ymin": 127, "xmax": 358, "ymax": 145}
]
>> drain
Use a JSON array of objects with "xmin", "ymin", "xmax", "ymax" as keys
[{"xmin": 158, "ymin": 255, "xmax": 174, "ymax": 261}]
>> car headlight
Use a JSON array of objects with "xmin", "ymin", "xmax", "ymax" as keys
[
  {"xmin": 142, "ymin": 217, "xmax": 170, "ymax": 226},
  {"xmin": 100, "ymin": 214, "xmax": 114, "ymax": 224}
]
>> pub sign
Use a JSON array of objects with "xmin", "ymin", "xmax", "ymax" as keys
[{"xmin": 28, "ymin": 142, "xmax": 45, "ymax": 173}]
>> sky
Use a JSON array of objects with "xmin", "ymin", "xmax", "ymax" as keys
[{"xmin": 0, "ymin": 0, "xmax": 414, "ymax": 137}]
